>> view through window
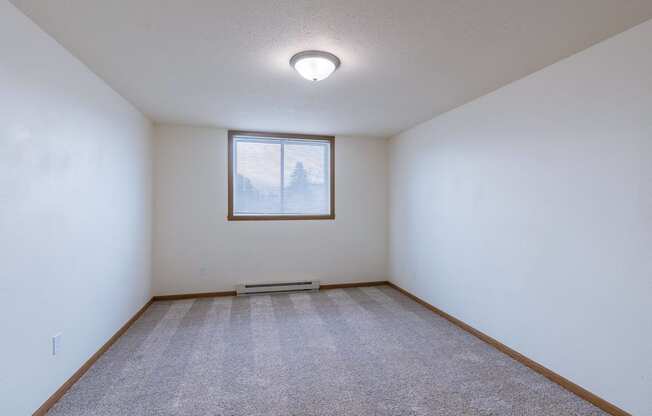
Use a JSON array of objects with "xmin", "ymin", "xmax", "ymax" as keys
[{"xmin": 228, "ymin": 131, "xmax": 334, "ymax": 220}]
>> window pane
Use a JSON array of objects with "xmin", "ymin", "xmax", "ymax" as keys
[
  {"xmin": 283, "ymin": 142, "xmax": 330, "ymax": 215},
  {"xmin": 230, "ymin": 134, "xmax": 332, "ymax": 218},
  {"xmin": 234, "ymin": 140, "xmax": 281, "ymax": 214}
]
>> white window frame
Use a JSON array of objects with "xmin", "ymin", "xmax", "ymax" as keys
[{"xmin": 227, "ymin": 130, "xmax": 335, "ymax": 221}]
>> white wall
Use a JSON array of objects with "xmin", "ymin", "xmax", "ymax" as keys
[
  {"xmin": 389, "ymin": 20, "xmax": 652, "ymax": 415},
  {"xmin": 0, "ymin": 2, "xmax": 152, "ymax": 414},
  {"xmin": 153, "ymin": 125, "xmax": 387, "ymax": 295}
]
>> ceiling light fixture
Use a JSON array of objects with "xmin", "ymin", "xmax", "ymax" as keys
[{"xmin": 290, "ymin": 50, "xmax": 341, "ymax": 82}]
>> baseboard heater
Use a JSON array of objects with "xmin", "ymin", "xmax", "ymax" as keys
[{"xmin": 236, "ymin": 281, "xmax": 320, "ymax": 295}]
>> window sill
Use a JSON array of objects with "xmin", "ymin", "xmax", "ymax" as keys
[{"xmin": 227, "ymin": 214, "xmax": 335, "ymax": 221}]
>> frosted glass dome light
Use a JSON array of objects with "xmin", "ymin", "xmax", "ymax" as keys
[{"xmin": 290, "ymin": 51, "xmax": 341, "ymax": 82}]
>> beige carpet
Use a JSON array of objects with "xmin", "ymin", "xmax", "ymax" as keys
[{"xmin": 48, "ymin": 286, "xmax": 606, "ymax": 415}]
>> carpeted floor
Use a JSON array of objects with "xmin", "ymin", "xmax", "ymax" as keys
[{"xmin": 48, "ymin": 287, "xmax": 606, "ymax": 415}]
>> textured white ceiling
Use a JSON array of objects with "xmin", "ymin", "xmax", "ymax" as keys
[{"xmin": 11, "ymin": 0, "xmax": 652, "ymax": 137}]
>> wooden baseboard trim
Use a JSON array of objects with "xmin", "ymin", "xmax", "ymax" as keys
[
  {"xmin": 152, "ymin": 290, "xmax": 236, "ymax": 301},
  {"xmin": 32, "ymin": 298, "xmax": 154, "ymax": 416},
  {"xmin": 151, "ymin": 281, "xmax": 390, "ymax": 301},
  {"xmin": 321, "ymin": 281, "xmax": 389, "ymax": 290},
  {"xmin": 386, "ymin": 282, "xmax": 630, "ymax": 416}
]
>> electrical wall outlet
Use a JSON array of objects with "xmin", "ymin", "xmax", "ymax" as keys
[{"xmin": 52, "ymin": 333, "xmax": 62, "ymax": 356}]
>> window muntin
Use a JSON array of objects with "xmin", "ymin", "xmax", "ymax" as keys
[{"xmin": 228, "ymin": 131, "xmax": 334, "ymax": 220}]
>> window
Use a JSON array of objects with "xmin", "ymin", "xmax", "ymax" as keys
[{"xmin": 228, "ymin": 130, "xmax": 335, "ymax": 220}]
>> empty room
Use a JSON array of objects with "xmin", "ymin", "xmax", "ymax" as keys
[{"xmin": 2, "ymin": 0, "xmax": 651, "ymax": 415}]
